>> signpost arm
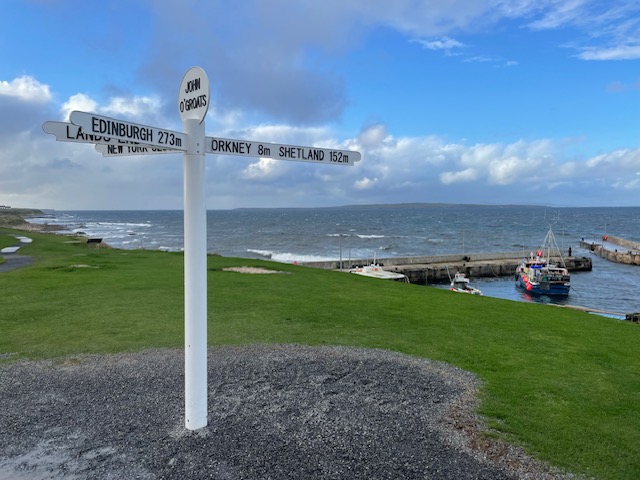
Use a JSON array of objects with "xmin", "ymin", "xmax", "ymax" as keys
[{"xmin": 183, "ymin": 117, "xmax": 208, "ymax": 430}]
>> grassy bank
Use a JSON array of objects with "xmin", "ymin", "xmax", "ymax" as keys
[{"xmin": 1, "ymin": 228, "xmax": 639, "ymax": 479}]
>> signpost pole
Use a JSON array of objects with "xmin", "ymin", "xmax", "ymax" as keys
[{"xmin": 183, "ymin": 117, "xmax": 208, "ymax": 430}]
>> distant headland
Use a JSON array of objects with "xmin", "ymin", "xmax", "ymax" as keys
[{"xmin": 0, "ymin": 208, "xmax": 60, "ymax": 232}]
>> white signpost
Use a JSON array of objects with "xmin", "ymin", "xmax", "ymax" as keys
[
  {"xmin": 69, "ymin": 111, "xmax": 188, "ymax": 151},
  {"xmin": 96, "ymin": 135, "xmax": 359, "ymax": 165},
  {"xmin": 178, "ymin": 67, "xmax": 209, "ymax": 431},
  {"xmin": 95, "ymin": 143, "xmax": 175, "ymax": 156},
  {"xmin": 43, "ymin": 66, "xmax": 361, "ymax": 431},
  {"xmin": 206, "ymin": 137, "xmax": 360, "ymax": 165},
  {"xmin": 42, "ymin": 121, "xmax": 172, "ymax": 148}
]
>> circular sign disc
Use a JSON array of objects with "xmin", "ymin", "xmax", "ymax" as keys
[{"xmin": 178, "ymin": 67, "xmax": 210, "ymax": 124}]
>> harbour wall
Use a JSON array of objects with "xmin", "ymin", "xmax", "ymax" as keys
[
  {"xmin": 580, "ymin": 236, "xmax": 640, "ymax": 266},
  {"xmin": 302, "ymin": 251, "xmax": 592, "ymax": 284},
  {"xmin": 607, "ymin": 235, "xmax": 640, "ymax": 251}
]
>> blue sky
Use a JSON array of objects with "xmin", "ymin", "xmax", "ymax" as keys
[{"xmin": 1, "ymin": 0, "xmax": 640, "ymax": 209}]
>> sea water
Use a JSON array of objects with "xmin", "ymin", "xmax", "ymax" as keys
[{"xmin": 29, "ymin": 205, "xmax": 640, "ymax": 315}]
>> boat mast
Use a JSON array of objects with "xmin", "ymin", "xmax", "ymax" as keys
[{"xmin": 542, "ymin": 213, "xmax": 566, "ymax": 267}]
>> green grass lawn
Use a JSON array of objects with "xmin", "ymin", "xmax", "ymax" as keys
[
  {"xmin": 0, "ymin": 235, "xmax": 16, "ymax": 249},
  {"xmin": 1, "ymin": 227, "xmax": 639, "ymax": 479},
  {"xmin": 0, "ymin": 232, "xmax": 18, "ymax": 263}
]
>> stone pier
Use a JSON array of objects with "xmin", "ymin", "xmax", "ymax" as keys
[
  {"xmin": 580, "ymin": 236, "xmax": 640, "ymax": 266},
  {"xmin": 302, "ymin": 251, "xmax": 592, "ymax": 285}
]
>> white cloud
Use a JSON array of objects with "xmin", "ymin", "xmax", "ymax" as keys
[
  {"xmin": 527, "ymin": 0, "xmax": 587, "ymax": 30},
  {"xmin": 134, "ymin": 0, "xmax": 640, "ymax": 144},
  {"xmin": 440, "ymin": 168, "xmax": 477, "ymax": 184},
  {"xmin": 613, "ymin": 177, "xmax": 640, "ymax": 190},
  {"xmin": 463, "ymin": 55, "xmax": 498, "ymax": 63},
  {"xmin": 142, "ymin": 1, "xmax": 503, "ymax": 125},
  {"xmin": 520, "ymin": 1, "xmax": 640, "ymax": 62},
  {"xmin": 587, "ymin": 148, "xmax": 640, "ymax": 169},
  {"xmin": 494, "ymin": 0, "xmax": 540, "ymax": 18},
  {"xmin": 223, "ymin": 129, "xmax": 640, "ymax": 204},
  {"xmin": 241, "ymin": 158, "xmax": 282, "ymax": 180},
  {"xmin": 206, "ymin": 107, "xmax": 247, "ymax": 133},
  {"xmin": 61, "ymin": 93, "xmax": 98, "ymax": 121},
  {"xmin": 241, "ymin": 124, "xmax": 328, "ymax": 145},
  {"xmin": 354, "ymin": 176, "xmax": 378, "ymax": 189},
  {"xmin": 357, "ymin": 124, "xmax": 396, "ymax": 150},
  {"xmin": 6, "ymin": 3, "xmax": 640, "ymax": 210},
  {"xmin": 60, "ymin": 93, "xmax": 164, "ymax": 122},
  {"xmin": 577, "ymin": 45, "xmax": 640, "ymax": 60},
  {"xmin": 416, "ymin": 36, "xmax": 465, "ymax": 50},
  {"xmin": 460, "ymin": 144, "xmax": 501, "ymax": 167},
  {"xmin": 103, "ymin": 96, "xmax": 162, "ymax": 118},
  {"xmin": 376, "ymin": 0, "xmax": 494, "ymax": 36},
  {"xmin": 555, "ymin": 161, "xmax": 580, "ymax": 177},
  {"xmin": 405, "ymin": 0, "xmax": 640, "ymax": 66},
  {"xmin": 489, "ymin": 155, "xmax": 539, "ymax": 185},
  {"xmin": 0, "ymin": 75, "xmax": 51, "ymax": 103},
  {"xmin": 4, "ymin": 107, "xmax": 640, "ymax": 209},
  {"xmin": 375, "ymin": 138, "xmax": 555, "ymax": 188}
]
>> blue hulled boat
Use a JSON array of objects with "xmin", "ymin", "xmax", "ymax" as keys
[
  {"xmin": 516, "ymin": 256, "xmax": 570, "ymax": 296},
  {"xmin": 515, "ymin": 227, "xmax": 571, "ymax": 296}
]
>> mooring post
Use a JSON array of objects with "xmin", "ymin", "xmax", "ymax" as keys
[{"xmin": 183, "ymin": 117, "xmax": 208, "ymax": 430}]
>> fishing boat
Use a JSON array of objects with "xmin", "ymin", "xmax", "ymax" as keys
[
  {"xmin": 516, "ymin": 228, "xmax": 570, "ymax": 296},
  {"xmin": 449, "ymin": 272, "xmax": 482, "ymax": 295}
]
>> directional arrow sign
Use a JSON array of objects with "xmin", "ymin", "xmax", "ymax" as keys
[
  {"xmin": 70, "ymin": 111, "xmax": 187, "ymax": 151},
  {"xmin": 96, "ymin": 143, "xmax": 177, "ymax": 156},
  {"xmin": 205, "ymin": 136, "xmax": 361, "ymax": 166},
  {"xmin": 42, "ymin": 121, "xmax": 155, "ymax": 147}
]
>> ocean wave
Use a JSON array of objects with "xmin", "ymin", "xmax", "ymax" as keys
[
  {"xmin": 247, "ymin": 249, "xmax": 335, "ymax": 263},
  {"xmin": 247, "ymin": 249, "xmax": 273, "ymax": 259},
  {"xmin": 85, "ymin": 221, "xmax": 152, "ymax": 228},
  {"xmin": 326, "ymin": 233, "xmax": 385, "ymax": 239}
]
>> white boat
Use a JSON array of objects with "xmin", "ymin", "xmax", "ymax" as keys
[
  {"xmin": 349, "ymin": 263, "xmax": 408, "ymax": 282},
  {"xmin": 450, "ymin": 272, "xmax": 483, "ymax": 295}
]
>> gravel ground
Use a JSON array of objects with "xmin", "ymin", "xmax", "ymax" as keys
[{"xmin": 0, "ymin": 345, "xmax": 577, "ymax": 479}]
